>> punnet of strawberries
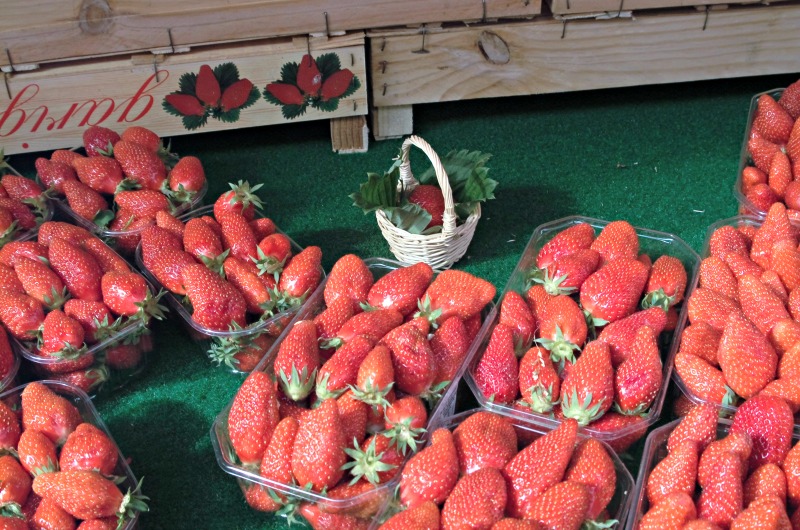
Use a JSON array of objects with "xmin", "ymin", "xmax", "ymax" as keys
[
  {"xmin": 0, "ymin": 152, "xmax": 53, "ymax": 247},
  {"xmin": 673, "ymin": 202, "xmax": 800, "ymax": 418},
  {"xmin": 34, "ymin": 124, "xmax": 208, "ymax": 255},
  {"xmin": 736, "ymin": 78, "xmax": 800, "ymax": 218},
  {"xmin": 136, "ymin": 182, "xmax": 324, "ymax": 372},
  {"xmin": 0, "ymin": 221, "xmax": 165, "ymax": 395},
  {"xmin": 634, "ymin": 393, "xmax": 800, "ymax": 529},
  {"xmin": 467, "ymin": 217, "xmax": 698, "ymax": 452},
  {"xmin": 0, "ymin": 381, "xmax": 147, "ymax": 528},
  {"xmin": 213, "ymin": 255, "xmax": 496, "ymax": 527},
  {"xmin": 375, "ymin": 410, "xmax": 632, "ymax": 530}
]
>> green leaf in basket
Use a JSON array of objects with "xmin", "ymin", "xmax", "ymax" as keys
[
  {"xmin": 350, "ymin": 168, "xmax": 400, "ymax": 213},
  {"xmin": 418, "ymin": 149, "xmax": 497, "ymax": 204},
  {"xmin": 384, "ymin": 202, "xmax": 431, "ymax": 235}
]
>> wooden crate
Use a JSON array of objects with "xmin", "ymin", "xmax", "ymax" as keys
[
  {"xmin": 0, "ymin": 0, "xmax": 541, "ymax": 68},
  {"xmin": 546, "ymin": 0, "xmax": 780, "ymax": 16},
  {"xmin": 369, "ymin": 3, "xmax": 800, "ymax": 139},
  {"xmin": 0, "ymin": 34, "xmax": 368, "ymax": 155}
]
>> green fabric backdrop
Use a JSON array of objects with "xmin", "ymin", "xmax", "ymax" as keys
[{"xmin": 11, "ymin": 72, "xmax": 800, "ymax": 529}]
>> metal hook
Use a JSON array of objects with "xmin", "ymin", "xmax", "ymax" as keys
[
  {"xmin": 380, "ymin": 38, "xmax": 387, "ymax": 52},
  {"xmin": 323, "ymin": 11, "xmax": 330, "ymax": 37},
  {"xmin": 353, "ymin": 100, "xmax": 357, "ymax": 112},
  {"xmin": 4, "ymin": 49, "xmax": 13, "ymax": 73},
  {"xmin": 566, "ymin": 0, "xmax": 571, "ymax": 10},
  {"xmin": 482, "ymin": 0, "xmax": 487, "ymax": 22},
  {"xmin": 307, "ymin": 36, "xmax": 311, "ymax": 56},
  {"xmin": 167, "ymin": 28, "xmax": 175, "ymax": 54},
  {"xmin": 3, "ymin": 73, "xmax": 10, "ymax": 100},
  {"xmin": 379, "ymin": 61, "xmax": 388, "ymax": 74},
  {"xmin": 153, "ymin": 60, "xmax": 160, "ymax": 82},
  {"xmin": 702, "ymin": 6, "xmax": 710, "ymax": 30},
  {"xmin": 561, "ymin": 19, "xmax": 568, "ymax": 39},
  {"xmin": 351, "ymin": 53, "xmax": 354, "ymax": 66},
  {"xmin": 617, "ymin": 0, "xmax": 624, "ymax": 17},
  {"xmin": 382, "ymin": 83, "xmax": 387, "ymax": 96},
  {"xmin": 413, "ymin": 25, "xmax": 430, "ymax": 54}
]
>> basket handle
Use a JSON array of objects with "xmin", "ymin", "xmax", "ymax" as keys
[{"xmin": 398, "ymin": 135, "xmax": 457, "ymax": 236}]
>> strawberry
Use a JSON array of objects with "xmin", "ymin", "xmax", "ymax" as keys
[
  {"xmin": 14, "ymin": 256, "xmax": 68, "ymax": 310},
  {"xmin": 769, "ymin": 151, "xmax": 793, "ymax": 198},
  {"xmin": 417, "ymin": 270, "xmax": 495, "ymax": 325},
  {"xmin": 0, "ymin": 292, "xmax": 45, "ymax": 340},
  {"xmin": 154, "ymin": 210, "xmax": 184, "ymax": 238},
  {"xmin": 351, "ymin": 344, "xmax": 394, "ymax": 409},
  {"xmin": 278, "ymin": 246, "xmax": 323, "ymax": 299},
  {"xmin": 614, "ymin": 324, "xmax": 662, "ymax": 414},
  {"xmin": 760, "ymin": 269, "xmax": 789, "ymax": 306},
  {"xmin": 219, "ymin": 212, "xmax": 258, "ymax": 262},
  {"xmin": 62, "ymin": 181, "xmax": 111, "ymax": 225},
  {"xmin": 722, "ymin": 249, "xmax": 763, "ymax": 280},
  {"xmin": 730, "ymin": 393, "xmax": 793, "ymax": 471},
  {"xmin": 316, "ymin": 335, "xmax": 373, "ymax": 401},
  {"xmin": 80, "ymin": 238, "xmax": 129, "ymax": 275},
  {"xmin": 564, "ymin": 438, "xmax": 616, "ymax": 520},
  {"xmin": 645, "ymin": 440, "xmax": 698, "ymax": 505},
  {"xmin": 48, "ymin": 238, "xmax": 103, "ymax": 302},
  {"xmin": 473, "ymin": 324, "xmax": 519, "ymax": 405},
  {"xmin": 730, "ymin": 494, "xmax": 791, "ymax": 529},
  {"xmin": 498, "ymin": 292, "xmax": 536, "ymax": 354},
  {"xmin": 183, "ymin": 264, "xmax": 247, "ymax": 331},
  {"xmin": 430, "ymin": 315, "xmax": 470, "ymax": 386},
  {"xmin": 453, "ymin": 411, "xmax": 517, "ymax": 476},
  {"xmin": 59, "ymin": 422, "xmax": 118, "ymax": 476},
  {"xmin": 590, "ymin": 220, "xmax": 639, "ymax": 264},
  {"xmin": 273, "ymin": 320, "xmax": 320, "ymax": 401},
  {"xmin": 253, "ymin": 233, "xmax": 292, "ymax": 279},
  {"xmin": 738, "ymin": 274, "xmax": 789, "ymax": 336},
  {"xmin": 32, "ymin": 470, "xmax": 146, "ymax": 521},
  {"xmin": 769, "ymin": 238, "xmax": 800, "ymax": 292},
  {"xmin": 779, "ymin": 80, "xmax": 800, "ymax": 119},
  {"xmin": 597, "ymin": 307, "xmax": 667, "ymax": 367},
  {"xmin": 0, "ymin": 174, "xmax": 42, "ymax": 203},
  {"xmin": 248, "ymin": 217, "xmax": 276, "ymax": 241},
  {"xmin": 21, "ymin": 382, "xmax": 82, "ymax": 446},
  {"xmin": 114, "ymin": 189, "xmax": 170, "ymax": 220},
  {"xmin": 381, "ymin": 320, "xmax": 436, "ymax": 397},
  {"xmin": 743, "ymin": 463, "xmax": 787, "ymax": 506},
  {"xmin": 182, "ymin": 218, "xmax": 225, "ymax": 272},
  {"xmin": 378, "ymin": 501, "xmax": 439, "ymax": 530},
  {"xmin": 742, "ymin": 165, "xmax": 768, "ymax": 188},
  {"xmin": 0, "ymin": 398, "xmax": 20, "ymax": 451},
  {"xmin": 40, "ymin": 309, "xmax": 85, "ymax": 358},
  {"xmin": 407, "ymin": 185, "xmax": 445, "ymax": 229},
  {"xmin": 529, "ymin": 480, "xmax": 590, "ymax": 530},
  {"xmin": 324, "ymin": 254, "xmax": 374, "ymax": 312},
  {"xmin": 536, "ymin": 295, "xmax": 586, "ymax": 365},
  {"xmin": 227, "ymin": 371, "xmax": 279, "ymax": 467},
  {"xmin": 220, "ymin": 79, "xmax": 254, "ymax": 112},
  {"xmin": 441, "ymin": 467, "xmax": 507, "ymax": 529},
  {"xmin": 343, "ymin": 433, "xmax": 404, "ymax": 486},
  {"xmin": 638, "ymin": 491, "xmax": 697, "ymax": 530},
  {"xmin": 559, "ymin": 340, "xmax": 614, "ymax": 425},
  {"xmin": 51, "ymin": 149, "xmax": 84, "ymax": 166},
  {"xmin": 112, "ymin": 140, "xmax": 166, "ymax": 190},
  {"xmin": 71, "ymin": 156, "xmax": 124, "ymax": 195},
  {"xmin": 120, "ymin": 126, "xmax": 161, "ymax": 152},
  {"xmin": 686, "ymin": 287, "xmax": 742, "ymax": 332},
  {"xmin": 534, "ymin": 248, "xmax": 601, "ymax": 296},
  {"xmin": 759, "ymin": 376, "xmax": 800, "ymax": 412},
  {"xmin": 592, "ymin": 412, "xmax": 649, "ymax": 454},
  {"xmin": 717, "ymin": 312, "xmax": 777, "ymax": 399},
  {"xmin": 580, "ymin": 258, "xmax": 649, "ymax": 323},
  {"xmin": 667, "ymin": 403, "xmax": 718, "ymax": 454},
  {"xmin": 518, "ymin": 346, "xmax": 561, "ymax": 413},
  {"xmin": 699, "ymin": 255, "xmax": 738, "ymax": 300},
  {"xmin": 324, "ymin": 309, "xmax": 403, "ymax": 349},
  {"xmin": 503, "ymin": 418, "xmax": 577, "ymax": 518},
  {"xmin": 296, "ymin": 502, "xmax": 369, "ymax": 530},
  {"xmin": 145, "ymin": 248, "xmax": 196, "ymax": 295},
  {"xmin": 490, "ymin": 519, "xmax": 539, "ymax": 530},
  {"xmin": 399, "ymin": 428, "xmax": 459, "ymax": 508},
  {"xmin": 195, "ymin": 64, "xmax": 221, "ymax": 106},
  {"xmin": 213, "ymin": 181, "xmax": 263, "ymax": 221},
  {"xmin": 223, "ymin": 256, "xmax": 270, "ymax": 314},
  {"xmin": 313, "ymin": 298, "xmax": 354, "ymax": 352},
  {"xmin": 753, "ymin": 93, "xmax": 795, "ymax": 144},
  {"xmin": 745, "ymin": 182, "xmax": 780, "ymax": 213},
  {"xmin": 524, "ymin": 284, "xmax": 554, "ymax": 325},
  {"xmin": 696, "ymin": 450, "xmax": 744, "ymax": 528},
  {"xmin": 537, "ymin": 222, "xmax": 595, "ymax": 269},
  {"xmin": 642, "ymin": 255, "xmax": 687, "ymax": 310},
  {"xmin": 0, "ymin": 240, "xmax": 47, "ymax": 268},
  {"xmin": 674, "ymin": 350, "xmax": 736, "ymax": 406},
  {"xmin": 244, "ymin": 416, "xmax": 298, "ymax": 512},
  {"xmin": 784, "ymin": 442, "xmax": 800, "ymax": 508},
  {"xmin": 18, "ymin": 428, "xmax": 58, "ymax": 476},
  {"xmin": 35, "ymin": 158, "xmax": 77, "ymax": 194},
  {"xmin": 31, "ymin": 496, "xmax": 76, "ymax": 529},
  {"xmin": 0, "ymin": 455, "xmax": 32, "ymax": 505},
  {"xmin": 748, "ymin": 135, "xmax": 783, "ymax": 174},
  {"xmin": 336, "ymin": 390, "xmax": 369, "ymax": 450},
  {"xmin": 0, "ymin": 263, "xmax": 22, "ymax": 294},
  {"xmin": 100, "ymin": 271, "xmax": 164, "ymax": 321},
  {"xmin": 291, "ymin": 398, "xmax": 346, "ymax": 492},
  {"xmin": 82, "ymin": 125, "xmax": 120, "ymax": 157},
  {"xmin": 367, "ymin": 262, "xmax": 433, "ymax": 316}
]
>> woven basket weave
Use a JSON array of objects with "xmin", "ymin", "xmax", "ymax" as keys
[{"xmin": 376, "ymin": 135, "xmax": 480, "ymax": 270}]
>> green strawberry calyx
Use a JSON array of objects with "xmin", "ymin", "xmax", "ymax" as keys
[
  {"xmin": 341, "ymin": 436, "xmax": 397, "ymax": 486},
  {"xmin": 560, "ymin": 388, "xmax": 606, "ymax": 426}
]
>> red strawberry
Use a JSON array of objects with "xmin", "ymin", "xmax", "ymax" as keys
[
  {"xmin": 580, "ymin": 258, "xmax": 649, "ymax": 323},
  {"xmin": 0, "ymin": 291, "xmax": 45, "ymax": 340},
  {"xmin": 0, "ymin": 455, "xmax": 32, "ymax": 505},
  {"xmin": 71, "ymin": 156, "xmax": 124, "ymax": 195},
  {"xmin": 536, "ymin": 295, "xmax": 587, "ymax": 365},
  {"xmin": 518, "ymin": 346, "xmax": 561, "ymax": 413},
  {"xmin": 119, "ymin": 126, "xmax": 161, "ymax": 153},
  {"xmin": 503, "ymin": 418, "xmax": 577, "ymax": 518},
  {"xmin": 324, "ymin": 254, "xmax": 374, "ymax": 312},
  {"xmin": 738, "ymin": 274, "xmax": 789, "ymax": 336},
  {"xmin": 166, "ymin": 155, "xmax": 205, "ymax": 203},
  {"xmin": 473, "ymin": 324, "xmax": 519, "ymax": 405},
  {"xmin": 559, "ymin": 340, "xmax": 614, "ymax": 425},
  {"xmin": 32, "ymin": 470, "xmax": 146, "ymax": 520},
  {"xmin": 0, "ymin": 198, "xmax": 35, "ymax": 232},
  {"xmin": 590, "ymin": 412, "xmax": 648, "ymax": 454},
  {"xmin": 490, "ymin": 519, "xmax": 539, "ymax": 530},
  {"xmin": 770, "ymin": 239, "xmax": 800, "ymax": 294},
  {"xmin": 753, "ymin": 93, "xmax": 795, "ymax": 144},
  {"xmin": 378, "ymin": 501, "xmax": 439, "ymax": 530},
  {"xmin": 223, "ymin": 256, "xmax": 270, "ymax": 314},
  {"xmin": 18, "ymin": 428, "xmax": 58, "ymax": 476},
  {"xmin": 21, "ymin": 382, "xmax": 82, "ymax": 446},
  {"xmin": 273, "ymin": 320, "xmax": 320, "ymax": 401},
  {"xmin": 0, "ymin": 174, "xmax": 43, "ymax": 202},
  {"xmin": 220, "ymin": 79, "xmax": 255, "ymax": 112},
  {"xmin": 291, "ymin": 398, "xmax": 346, "ymax": 492},
  {"xmin": 31, "ymin": 496, "xmax": 76, "ymax": 529},
  {"xmin": 783, "ymin": 442, "xmax": 800, "ymax": 507},
  {"xmin": 112, "ymin": 140, "xmax": 166, "ymax": 190},
  {"xmin": 614, "ymin": 325, "xmax": 662, "ymax": 414},
  {"xmin": 219, "ymin": 211, "xmax": 258, "ymax": 262},
  {"xmin": 564, "ymin": 438, "xmax": 616, "ymax": 520},
  {"xmin": 597, "ymin": 306, "xmax": 667, "ymax": 366},
  {"xmin": 743, "ymin": 463, "xmax": 787, "ymax": 506},
  {"xmin": 452, "ymin": 411, "xmax": 517, "ymax": 476},
  {"xmin": 82, "ymin": 126, "xmax": 120, "ymax": 157},
  {"xmin": 638, "ymin": 491, "xmax": 697, "ymax": 530},
  {"xmin": 407, "ymin": 185, "xmax": 444, "ymax": 229},
  {"xmin": 698, "ymin": 255, "xmax": 738, "ymax": 300},
  {"xmin": 183, "ymin": 218, "xmax": 225, "ymax": 271},
  {"xmin": 696, "ymin": 450, "xmax": 743, "ymax": 528},
  {"xmin": 730, "ymin": 494, "xmax": 791, "ymax": 529},
  {"xmin": 667, "ymin": 403, "xmax": 718, "ymax": 454},
  {"xmin": 526, "ymin": 480, "xmax": 590, "ymax": 530},
  {"xmin": 227, "ymin": 371, "xmax": 279, "ymax": 466},
  {"xmin": 367, "ymin": 262, "xmax": 433, "ymax": 316},
  {"xmin": 296, "ymin": 502, "xmax": 369, "ymax": 530},
  {"xmin": 382, "ymin": 395, "xmax": 427, "ymax": 456},
  {"xmin": 313, "ymin": 297, "xmax": 354, "ymax": 350},
  {"xmin": 336, "ymin": 389, "xmax": 369, "ymax": 449},
  {"xmin": 114, "ymin": 189, "xmax": 170, "ymax": 219},
  {"xmin": 296, "ymin": 55, "xmax": 323, "ymax": 95},
  {"xmin": 417, "ymin": 269, "xmax": 495, "ymax": 325},
  {"xmin": 80, "ymin": 238, "xmax": 129, "ymax": 275},
  {"xmin": 748, "ymin": 135, "xmax": 783, "ymax": 174},
  {"xmin": 535, "ymin": 248, "xmax": 601, "ymax": 296},
  {"xmin": 59, "ymin": 422, "xmax": 118, "ymax": 476},
  {"xmin": 278, "ymin": 246, "xmax": 323, "ymax": 299},
  {"xmin": 343, "ymin": 433, "xmax": 404, "ymax": 486},
  {"xmin": 145, "ymin": 248, "xmax": 196, "ymax": 295},
  {"xmin": 40, "ymin": 309, "xmax": 85, "ymax": 357},
  {"xmin": 35, "ymin": 158, "xmax": 77, "ymax": 194},
  {"xmin": 100, "ymin": 271, "xmax": 163, "ymax": 321},
  {"xmin": 316, "ymin": 335, "xmax": 373, "ymax": 400},
  {"xmin": 399, "ymin": 428, "xmax": 459, "ymax": 508},
  {"xmin": 524, "ymin": 284, "xmax": 554, "ymax": 325},
  {"xmin": 745, "ymin": 182, "xmax": 780, "ymax": 214},
  {"xmin": 0, "ymin": 240, "xmax": 48, "ymax": 268},
  {"xmin": 717, "ymin": 312, "xmax": 777, "ymax": 399},
  {"xmin": 0, "ymin": 398, "xmax": 20, "ymax": 452},
  {"xmin": 537, "ymin": 222, "xmax": 595, "ymax": 269},
  {"xmin": 380, "ymin": 320, "xmax": 436, "ymax": 396},
  {"xmin": 674, "ymin": 350, "xmax": 735, "ymax": 405},
  {"xmin": 642, "ymin": 255, "xmax": 687, "ymax": 310},
  {"xmin": 154, "ymin": 210, "xmax": 185, "ymax": 238},
  {"xmin": 213, "ymin": 181, "xmax": 263, "ymax": 221},
  {"xmin": 182, "ymin": 263, "xmax": 247, "ymax": 331},
  {"xmin": 51, "ymin": 149, "xmax": 84, "ymax": 166},
  {"xmin": 244, "ymin": 415, "xmax": 298, "ymax": 512},
  {"xmin": 195, "ymin": 64, "xmax": 220, "ymax": 106},
  {"xmin": 48, "ymin": 238, "xmax": 103, "ymax": 302},
  {"xmin": 430, "ymin": 315, "xmax": 470, "ymax": 386},
  {"xmin": 759, "ymin": 376, "xmax": 800, "ymax": 412},
  {"xmin": 14, "ymin": 256, "xmax": 67, "ymax": 310},
  {"xmin": 730, "ymin": 393, "xmax": 793, "ymax": 471},
  {"xmin": 0, "ymin": 263, "xmax": 23, "ymax": 294},
  {"xmin": 645, "ymin": 440, "xmax": 699, "ymax": 506},
  {"xmin": 769, "ymin": 150, "xmax": 793, "ymax": 198},
  {"xmin": 686, "ymin": 287, "xmax": 742, "ymax": 332},
  {"xmin": 441, "ymin": 468, "xmax": 507, "ymax": 529},
  {"xmin": 742, "ymin": 165, "xmax": 768, "ymax": 188},
  {"xmin": 62, "ymin": 181, "xmax": 111, "ymax": 225},
  {"xmin": 499, "ymin": 291, "xmax": 536, "ymax": 352},
  {"xmin": 164, "ymin": 93, "xmax": 205, "ymax": 116},
  {"xmin": 325, "ymin": 309, "xmax": 403, "ymax": 349},
  {"xmin": 590, "ymin": 220, "xmax": 639, "ymax": 264},
  {"xmin": 253, "ymin": 233, "xmax": 292, "ymax": 278},
  {"xmin": 352, "ymin": 344, "xmax": 394, "ymax": 409},
  {"xmin": 249, "ymin": 217, "xmax": 275, "ymax": 241},
  {"xmin": 751, "ymin": 203, "xmax": 796, "ymax": 268}
]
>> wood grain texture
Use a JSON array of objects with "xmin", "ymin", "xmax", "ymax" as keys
[
  {"xmin": 546, "ymin": 0, "xmax": 777, "ymax": 16},
  {"xmin": 0, "ymin": 36, "xmax": 367, "ymax": 155},
  {"xmin": 0, "ymin": 0, "xmax": 540, "ymax": 67},
  {"xmin": 370, "ymin": 3, "xmax": 800, "ymax": 107}
]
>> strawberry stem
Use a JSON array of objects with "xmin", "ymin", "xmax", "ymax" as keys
[
  {"xmin": 341, "ymin": 436, "xmax": 397, "ymax": 486},
  {"xmin": 117, "ymin": 477, "xmax": 150, "ymax": 526}
]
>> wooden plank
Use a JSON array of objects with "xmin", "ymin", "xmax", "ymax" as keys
[
  {"xmin": 546, "ymin": 0, "xmax": 770, "ymax": 16},
  {"xmin": 370, "ymin": 4, "xmax": 800, "ymax": 108},
  {"xmin": 0, "ymin": 0, "xmax": 541, "ymax": 68},
  {"xmin": 0, "ymin": 35, "xmax": 367, "ymax": 155},
  {"xmin": 330, "ymin": 115, "xmax": 369, "ymax": 153},
  {"xmin": 371, "ymin": 105, "xmax": 414, "ymax": 140}
]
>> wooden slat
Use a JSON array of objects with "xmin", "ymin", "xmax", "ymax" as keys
[
  {"xmin": 370, "ymin": 4, "xmax": 800, "ymax": 108},
  {"xmin": 0, "ymin": 0, "xmax": 541, "ymax": 68},
  {"xmin": 546, "ymin": 0, "xmax": 777, "ymax": 16},
  {"xmin": 0, "ymin": 35, "xmax": 367, "ymax": 155}
]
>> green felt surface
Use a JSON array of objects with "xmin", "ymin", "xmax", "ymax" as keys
[{"xmin": 10, "ymin": 72, "xmax": 800, "ymax": 529}]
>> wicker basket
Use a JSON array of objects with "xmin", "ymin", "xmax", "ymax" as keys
[{"xmin": 375, "ymin": 135, "xmax": 481, "ymax": 270}]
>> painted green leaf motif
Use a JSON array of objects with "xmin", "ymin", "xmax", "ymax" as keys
[
  {"xmin": 161, "ymin": 100, "xmax": 184, "ymax": 118},
  {"xmin": 316, "ymin": 53, "xmax": 342, "ymax": 79},
  {"xmin": 280, "ymin": 62, "xmax": 300, "ymax": 85},
  {"xmin": 350, "ymin": 169, "xmax": 399, "ymax": 213},
  {"xmin": 178, "ymin": 71, "xmax": 198, "ymax": 95},
  {"xmin": 281, "ymin": 104, "xmax": 307, "ymax": 120},
  {"xmin": 213, "ymin": 108, "xmax": 240, "ymax": 123},
  {"xmin": 339, "ymin": 76, "xmax": 361, "ymax": 100},
  {"xmin": 182, "ymin": 114, "xmax": 209, "ymax": 131},
  {"xmin": 312, "ymin": 98, "xmax": 339, "ymax": 112},
  {"xmin": 214, "ymin": 62, "xmax": 241, "ymax": 91},
  {"xmin": 240, "ymin": 86, "xmax": 261, "ymax": 110}
]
